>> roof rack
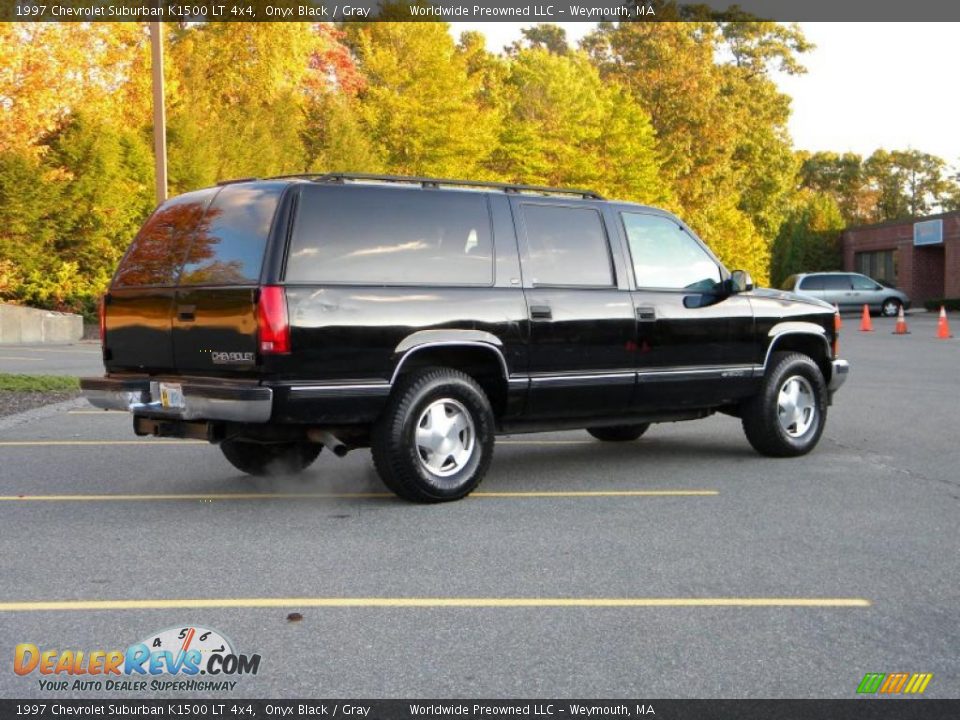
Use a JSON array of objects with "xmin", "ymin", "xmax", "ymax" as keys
[
  {"xmin": 216, "ymin": 177, "xmax": 259, "ymax": 186},
  {"xmin": 265, "ymin": 172, "xmax": 604, "ymax": 200}
]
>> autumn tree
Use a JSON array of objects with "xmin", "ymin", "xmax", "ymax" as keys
[
  {"xmin": 489, "ymin": 48, "xmax": 665, "ymax": 204},
  {"xmin": 342, "ymin": 22, "xmax": 498, "ymax": 178},
  {"xmin": 582, "ymin": 20, "xmax": 810, "ymax": 283}
]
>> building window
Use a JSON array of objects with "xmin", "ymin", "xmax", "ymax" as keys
[{"xmin": 855, "ymin": 250, "xmax": 898, "ymax": 285}]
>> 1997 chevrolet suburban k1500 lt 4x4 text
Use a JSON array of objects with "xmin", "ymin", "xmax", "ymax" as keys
[{"xmin": 81, "ymin": 174, "xmax": 849, "ymax": 502}]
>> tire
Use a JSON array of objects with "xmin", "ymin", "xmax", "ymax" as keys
[
  {"xmin": 741, "ymin": 351, "xmax": 827, "ymax": 458},
  {"xmin": 372, "ymin": 367, "xmax": 495, "ymax": 503},
  {"xmin": 881, "ymin": 298, "xmax": 902, "ymax": 317},
  {"xmin": 587, "ymin": 424, "xmax": 650, "ymax": 442},
  {"xmin": 220, "ymin": 440, "xmax": 321, "ymax": 476}
]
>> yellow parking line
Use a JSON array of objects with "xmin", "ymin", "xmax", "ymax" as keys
[
  {"xmin": 0, "ymin": 490, "xmax": 716, "ymax": 503},
  {"xmin": 0, "ymin": 356, "xmax": 40, "ymax": 361},
  {"xmin": 0, "ymin": 596, "xmax": 871, "ymax": 612}
]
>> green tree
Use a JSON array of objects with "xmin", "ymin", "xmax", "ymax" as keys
[
  {"xmin": 489, "ymin": 48, "xmax": 665, "ymax": 204},
  {"xmin": 798, "ymin": 151, "xmax": 870, "ymax": 225},
  {"xmin": 491, "ymin": 48, "xmax": 668, "ymax": 202},
  {"xmin": 344, "ymin": 22, "xmax": 498, "ymax": 178},
  {"xmin": 43, "ymin": 112, "xmax": 154, "ymax": 289},
  {"xmin": 0, "ymin": 150, "xmax": 60, "ymax": 301},
  {"xmin": 864, "ymin": 149, "xmax": 952, "ymax": 221},
  {"xmin": 507, "ymin": 24, "xmax": 571, "ymax": 56},
  {"xmin": 166, "ymin": 23, "xmax": 352, "ymax": 189},
  {"xmin": 770, "ymin": 192, "xmax": 844, "ymax": 288},
  {"xmin": 583, "ymin": 21, "xmax": 810, "ymax": 283}
]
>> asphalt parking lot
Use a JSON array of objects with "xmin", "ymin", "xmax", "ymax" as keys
[
  {"xmin": 0, "ymin": 312, "xmax": 957, "ymax": 699},
  {"xmin": 0, "ymin": 342, "xmax": 103, "ymax": 377}
]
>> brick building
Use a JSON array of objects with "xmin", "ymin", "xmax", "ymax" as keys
[{"xmin": 841, "ymin": 211, "xmax": 960, "ymax": 305}]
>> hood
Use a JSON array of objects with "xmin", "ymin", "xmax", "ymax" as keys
[{"xmin": 748, "ymin": 287, "xmax": 835, "ymax": 311}]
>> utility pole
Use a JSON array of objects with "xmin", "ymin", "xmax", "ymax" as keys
[{"xmin": 149, "ymin": 22, "xmax": 168, "ymax": 204}]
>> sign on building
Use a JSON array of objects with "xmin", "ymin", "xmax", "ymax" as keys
[{"xmin": 914, "ymin": 219, "xmax": 943, "ymax": 246}]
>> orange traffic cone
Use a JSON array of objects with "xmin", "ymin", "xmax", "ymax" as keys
[
  {"xmin": 834, "ymin": 305, "xmax": 842, "ymax": 331},
  {"xmin": 892, "ymin": 306, "xmax": 909, "ymax": 335},
  {"xmin": 936, "ymin": 306, "xmax": 953, "ymax": 339},
  {"xmin": 859, "ymin": 304, "xmax": 873, "ymax": 332}
]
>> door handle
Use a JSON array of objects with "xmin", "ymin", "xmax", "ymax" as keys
[
  {"xmin": 177, "ymin": 305, "xmax": 196, "ymax": 322},
  {"xmin": 530, "ymin": 305, "xmax": 552, "ymax": 320},
  {"xmin": 636, "ymin": 306, "xmax": 656, "ymax": 321}
]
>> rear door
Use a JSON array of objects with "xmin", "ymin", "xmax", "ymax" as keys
[
  {"xmin": 105, "ymin": 189, "xmax": 216, "ymax": 373},
  {"xmin": 172, "ymin": 182, "xmax": 287, "ymax": 376},
  {"xmin": 821, "ymin": 274, "xmax": 855, "ymax": 310},
  {"xmin": 513, "ymin": 199, "xmax": 636, "ymax": 418}
]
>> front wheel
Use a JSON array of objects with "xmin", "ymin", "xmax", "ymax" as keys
[
  {"xmin": 587, "ymin": 424, "xmax": 650, "ymax": 442},
  {"xmin": 881, "ymin": 298, "xmax": 902, "ymax": 317},
  {"xmin": 220, "ymin": 440, "xmax": 321, "ymax": 476},
  {"xmin": 372, "ymin": 368, "xmax": 495, "ymax": 503},
  {"xmin": 741, "ymin": 351, "xmax": 827, "ymax": 457}
]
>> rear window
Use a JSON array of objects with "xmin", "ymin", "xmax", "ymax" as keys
[
  {"xmin": 822, "ymin": 275, "xmax": 853, "ymax": 290},
  {"xmin": 113, "ymin": 189, "xmax": 216, "ymax": 287},
  {"xmin": 285, "ymin": 185, "xmax": 494, "ymax": 285},
  {"xmin": 798, "ymin": 275, "xmax": 825, "ymax": 290},
  {"xmin": 178, "ymin": 183, "xmax": 284, "ymax": 286}
]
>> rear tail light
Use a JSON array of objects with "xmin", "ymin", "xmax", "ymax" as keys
[{"xmin": 257, "ymin": 285, "xmax": 290, "ymax": 354}]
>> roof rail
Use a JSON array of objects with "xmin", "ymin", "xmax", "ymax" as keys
[
  {"xmin": 216, "ymin": 177, "xmax": 259, "ymax": 186},
  {"xmin": 266, "ymin": 172, "xmax": 604, "ymax": 200}
]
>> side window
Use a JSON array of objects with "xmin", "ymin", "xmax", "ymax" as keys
[
  {"xmin": 521, "ymin": 204, "xmax": 613, "ymax": 287},
  {"xmin": 113, "ymin": 189, "xmax": 216, "ymax": 287},
  {"xmin": 822, "ymin": 275, "xmax": 853, "ymax": 291},
  {"xmin": 621, "ymin": 212, "xmax": 720, "ymax": 291},
  {"xmin": 286, "ymin": 186, "xmax": 493, "ymax": 285},
  {"xmin": 851, "ymin": 275, "xmax": 880, "ymax": 291},
  {"xmin": 798, "ymin": 275, "xmax": 825, "ymax": 291},
  {"xmin": 178, "ymin": 183, "xmax": 284, "ymax": 286}
]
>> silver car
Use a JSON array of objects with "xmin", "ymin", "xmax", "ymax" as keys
[{"xmin": 782, "ymin": 272, "xmax": 911, "ymax": 316}]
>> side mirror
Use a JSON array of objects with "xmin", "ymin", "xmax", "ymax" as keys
[{"xmin": 730, "ymin": 270, "xmax": 754, "ymax": 293}]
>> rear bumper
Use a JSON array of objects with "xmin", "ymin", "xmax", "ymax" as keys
[{"xmin": 80, "ymin": 376, "xmax": 273, "ymax": 423}]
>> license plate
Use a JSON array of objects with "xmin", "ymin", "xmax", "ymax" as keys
[{"xmin": 159, "ymin": 383, "xmax": 184, "ymax": 409}]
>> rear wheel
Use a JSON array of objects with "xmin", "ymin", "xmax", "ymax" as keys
[
  {"xmin": 587, "ymin": 424, "xmax": 650, "ymax": 442},
  {"xmin": 372, "ymin": 368, "xmax": 494, "ymax": 503},
  {"xmin": 741, "ymin": 351, "xmax": 827, "ymax": 457},
  {"xmin": 881, "ymin": 298, "xmax": 902, "ymax": 317},
  {"xmin": 220, "ymin": 440, "xmax": 321, "ymax": 476}
]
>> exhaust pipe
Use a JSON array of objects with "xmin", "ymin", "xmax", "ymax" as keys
[{"xmin": 308, "ymin": 429, "xmax": 349, "ymax": 457}]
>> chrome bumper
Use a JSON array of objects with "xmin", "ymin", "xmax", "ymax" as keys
[
  {"xmin": 828, "ymin": 359, "xmax": 849, "ymax": 393},
  {"xmin": 80, "ymin": 377, "xmax": 273, "ymax": 423}
]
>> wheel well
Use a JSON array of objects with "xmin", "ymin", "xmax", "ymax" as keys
[
  {"xmin": 767, "ymin": 334, "xmax": 831, "ymax": 381},
  {"xmin": 392, "ymin": 345, "xmax": 508, "ymax": 417}
]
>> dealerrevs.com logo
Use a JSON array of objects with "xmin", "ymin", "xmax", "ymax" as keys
[{"xmin": 14, "ymin": 626, "xmax": 261, "ymax": 693}]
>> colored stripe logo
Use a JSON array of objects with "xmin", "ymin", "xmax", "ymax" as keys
[{"xmin": 857, "ymin": 672, "xmax": 933, "ymax": 694}]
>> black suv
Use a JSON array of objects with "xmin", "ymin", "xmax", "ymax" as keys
[{"xmin": 81, "ymin": 174, "xmax": 849, "ymax": 502}]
